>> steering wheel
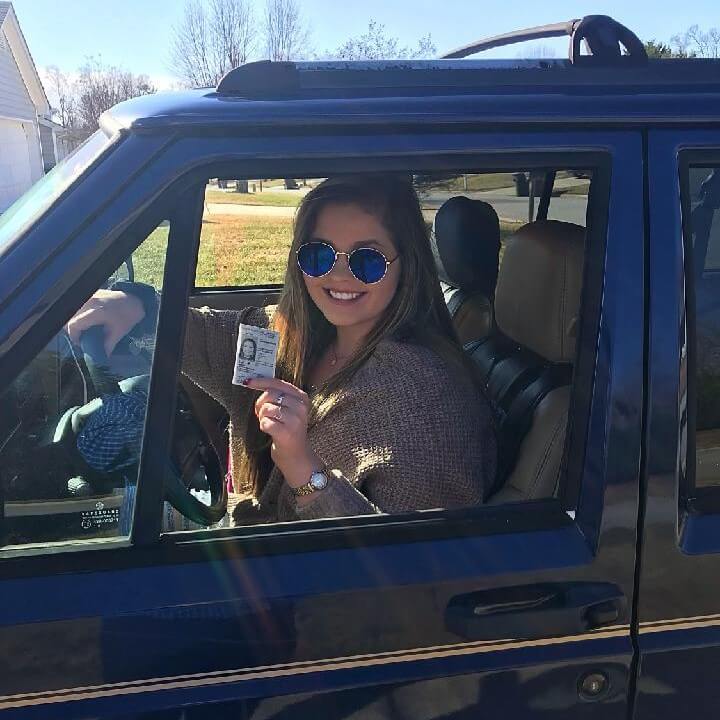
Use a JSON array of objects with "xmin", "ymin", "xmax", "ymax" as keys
[{"xmin": 78, "ymin": 326, "xmax": 228, "ymax": 527}]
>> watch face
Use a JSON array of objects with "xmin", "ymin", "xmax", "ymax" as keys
[{"xmin": 310, "ymin": 472, "xmax": 328, "ymax": 490}]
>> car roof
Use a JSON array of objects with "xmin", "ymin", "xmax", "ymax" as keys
[{"xmin": 102, "ymin": 58, "xmax": 720, "ymax": 136}]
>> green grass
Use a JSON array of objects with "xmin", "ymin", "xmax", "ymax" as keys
[
  {"xmin": 195, "ymin": 215, "xmax": 293, "ymax": 286},
  {"xmin": 205, "ymin": 190, "xmax": 301, "ymax": 207},
  {"xmin": 416, "ymin": 173, "xmax": 516, "ymax": 193},
  {"xmin": 132, "ymin": 224, "xmax": 170, "ymax": 288},
  {"xmin": 132, "ymin": 215, "xmax": 523, "ymax": 290}
]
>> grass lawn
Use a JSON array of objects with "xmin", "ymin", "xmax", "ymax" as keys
[
  {"xmin": 205, "ymin": 189, "xmax": 301, "ymax": 207},
  {"xmin": 418, "ymin": 173, "xmax": 517, "ymax": 193},
  {"xmin": 132, "ymin": 225, "xmax": 170, "ymax": 288},
  {"xmin": 195, "ymin": 215, "xmax": 292, "ymax": 286},
  {"xmin": 132, "ymin": 215, "xmax": 521, "ymax": 289}
]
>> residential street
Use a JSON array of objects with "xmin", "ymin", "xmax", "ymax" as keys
[
  {"xmin": 419, "ymin": 187, "xmax": 589, "ymax": 225},
  {"xmin": 207, "ymin": 187, "xmax": 590, "ymax": 226}
]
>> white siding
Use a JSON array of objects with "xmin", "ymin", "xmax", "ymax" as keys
[
  {"xmin": 25, "ymin": 118, "xmax": 43, "ymax": 182},
  {"xmin": 0, "ymin": 117, "xmax": 32, "ymax": 211},
  {"xmin": 39, "ymin": 122, "xmax": 55, "ymax": 170},
  {"xmin": 0, "ymin": 27, "xmax": 35, "ymax": 122}
]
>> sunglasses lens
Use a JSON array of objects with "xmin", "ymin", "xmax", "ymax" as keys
[
  {"xmin": 349, "ymin": 248, "xmax": 388, "ymax": 284},
  {"xmin": 297, "ymin": 242, "xmax": 335, "ymax": 277}
]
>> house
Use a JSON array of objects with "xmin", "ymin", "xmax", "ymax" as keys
[{"xmin": 0, "ymin": 2, "xmax": 67, "ymax": 212}]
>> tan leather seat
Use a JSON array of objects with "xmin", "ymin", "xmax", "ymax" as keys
[
  {"xmin": 431, "ymin": 197, "xmax": 500, "ymax": 344},
  {"xmin": 469, "ymin": 219, "xmax": 585, "ymax": 503}
]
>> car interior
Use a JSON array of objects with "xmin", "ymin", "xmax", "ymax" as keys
[{"xmin": 0, "ymin": 166, "xmax": 593, "ymax": 550}]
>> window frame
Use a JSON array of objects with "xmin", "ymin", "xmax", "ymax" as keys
[
  {"xmin": 152, "ymin": 151, "xmax": 610, "ymax": 541},
  {"xmin": 0, "ymin": 129, "xmax": 634, "ymax": 579}
]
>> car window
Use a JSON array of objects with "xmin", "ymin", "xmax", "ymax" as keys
[
  {"xmin": 0, "ymin": 221, "xmax": 169, "ymax": 555},
  {"xmin": 194, "ymin": 172, "xmax": 591, "ymax": 290},
  {"xmin": 0, "ymin": 130, "xmax": 114, "ymax": 254},
  {"xmin": 195, "ymin": 179, "xmax": 299, "ymax": 288},
  {"xmin": 685, "ymin": 165, "xmax": 720, "ymax": 488},
  {"xmin": 167, "ymin": 166, "xmax": 598, "ymax": 534}
]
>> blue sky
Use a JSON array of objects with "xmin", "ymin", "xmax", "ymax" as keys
[{"xmin": 10, "ymin": 0, "xmax": 719, "ymax": 88}]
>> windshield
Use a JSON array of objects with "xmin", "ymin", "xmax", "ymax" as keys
[{"xmin": 0, "ymin": 130, "xmax": 115, "ymax": 254}]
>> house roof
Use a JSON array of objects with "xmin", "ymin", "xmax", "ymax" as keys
[{"xmin": 0, "ymin": 2, "xmax": 50, "ymax": 116}]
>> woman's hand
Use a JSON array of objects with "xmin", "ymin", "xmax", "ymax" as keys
[
  {"xmin": 245, "ymin": 378, "xmax": 322, "ymax": 490},
  {"xmin": 67, "ymin": 290, "xmax": 146, "ymax": 357}
]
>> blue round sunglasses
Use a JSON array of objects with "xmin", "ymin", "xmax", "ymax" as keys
[{"xmin": 296, "ymin": 241, "xmax": 398, "ymax": 285}]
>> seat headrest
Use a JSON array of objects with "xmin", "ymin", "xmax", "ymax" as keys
[
  {"xmin": 495, "ymin": 220, "xmax": 585, "ymax": 363},
  {"xmin": 431, "ymin": 196, "xmax": 500, "ymax": 296}
]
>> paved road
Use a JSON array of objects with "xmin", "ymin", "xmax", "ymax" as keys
[
  {"xmin": 420, "ymin": 189, "xmax": 589, "ymax": 226},
  {"xmin": 206, "ymin": 188, "xmax": 589, "ymax": 226}
]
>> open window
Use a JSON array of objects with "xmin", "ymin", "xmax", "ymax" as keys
[{"xmin": 162, "ymin": 158, "xmax": 605, "ymax": 536}]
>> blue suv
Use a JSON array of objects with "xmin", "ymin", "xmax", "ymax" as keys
[{"xmin": 1, "ymin": 14, "xmax": 720, "ymax": 720}]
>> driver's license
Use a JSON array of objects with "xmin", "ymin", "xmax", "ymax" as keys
[{"xmin": 232, "ymin": 323, "xmax": 279, "ymax": 385}]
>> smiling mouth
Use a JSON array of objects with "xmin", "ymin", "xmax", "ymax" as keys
[{"xmin": 325, "ymin": 289, "xmax": 366, "ymax": 302}]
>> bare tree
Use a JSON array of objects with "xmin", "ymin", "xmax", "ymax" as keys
[
  {"xmin": 211, "ymin": 0, "xmax": 256, "ymax": 72},
  {"xmin": 74, "ymin": 58, "xmax": 156, "ymax": 136},
  {"xmin": 264, "ymin": 0, "xmax": 310, "ymax": 61},
  {"xmin": 327, "ymin": 20, "xmax": 434, "ymax": 60},
  {"xmin": 43, "ymin": 65, "xmax": 78, "ymax": 128},
  {"xmin": 671, "ymin": 24, "xmax": 720, "ymax": 58},
  {"xmin": 170, "ymin": 0, "xmax": 257, "ymax": 88}
]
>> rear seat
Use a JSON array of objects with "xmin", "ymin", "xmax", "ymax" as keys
[
  {"xmin": 431, "ymin": 196, "xmax": 501, "ymax": 344},
  {"xmin": 467, "ymin": 220, "xmax": 585, "ymax": 503}
]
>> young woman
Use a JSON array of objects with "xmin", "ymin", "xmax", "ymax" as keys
[{"xmin": 68, "ymin": 175, "xmax": 496, "ymax": 523}]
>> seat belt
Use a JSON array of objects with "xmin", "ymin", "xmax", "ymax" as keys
[
  {"xmin": 487, "ymin": 363, "xmax": 573, "ymax": 500},
  {"xmin": 444, "ymin": 286, "xmax": 467, "ymax": 317}
]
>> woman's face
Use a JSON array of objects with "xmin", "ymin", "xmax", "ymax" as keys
[
  {"xmin": 302, "ymin": 203, "xmax": 401, "ymax": 337},
  {"xmin": 241, "ymin": 339, "xmax": 255, "ymax": 358}
]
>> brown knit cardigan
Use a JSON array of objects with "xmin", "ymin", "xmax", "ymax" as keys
[{"xmin": 182, "ymin": 305, "xmax": 496, "ymax": 523}]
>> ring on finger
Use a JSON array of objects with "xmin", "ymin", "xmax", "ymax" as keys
[
  {"xmin": 276, "ymin": 393, "xmax": 285, "ymax": 408},
  {"xmin": 274, "ymin": 406, "xmax": 283, "ymax": 421}
]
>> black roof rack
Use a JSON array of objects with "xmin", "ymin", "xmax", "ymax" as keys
[
  {"xmin": 215, "ymin": 58, "xmax": 720, "ymax": 100},
  {"xmin": 214, "ymin": 16, "xmax": 720, "ymax": 100},
  {"xmin": 442, "ymin": 15, "xmax": 647, "ymax": 66}
]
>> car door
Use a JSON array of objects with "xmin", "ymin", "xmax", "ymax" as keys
[
  {"xmin": 635, "ymin": 130, "xmax": 720, "ymax": 717},
  {"xmin": 0, "ymin": 128, "xmax": 644, "ymax": 719}
]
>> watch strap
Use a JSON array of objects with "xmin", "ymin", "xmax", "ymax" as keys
[{"xmin": 291, "ymin": 470, "xmax": 328, "ymax": 497}]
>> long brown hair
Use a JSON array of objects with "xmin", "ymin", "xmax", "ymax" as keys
[{"xmin": 237, "ymin": 174, "xmax": 475, "ymax": 496}]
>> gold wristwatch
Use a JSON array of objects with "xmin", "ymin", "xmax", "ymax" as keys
[{"xmin": 291, "ymin": 470, "xmax": 329, "ymax": 497}]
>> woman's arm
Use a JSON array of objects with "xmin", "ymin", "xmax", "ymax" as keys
[{"xmin": 80, "ymin": 281, "xmax": 273, "ymax": 409}]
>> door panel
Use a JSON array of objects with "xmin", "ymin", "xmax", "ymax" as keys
[
  {"xmin": 0, "ymin": 129, "xmax": 643, "ymax": 719},
  {"xmin": 636, "ymin": 131, "xmax": 720, "ymax": 717}
]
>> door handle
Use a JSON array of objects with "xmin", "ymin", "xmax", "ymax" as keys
[{"xmin": 445, "ymin": 582, "xmax": 626, "ymax": 641}]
